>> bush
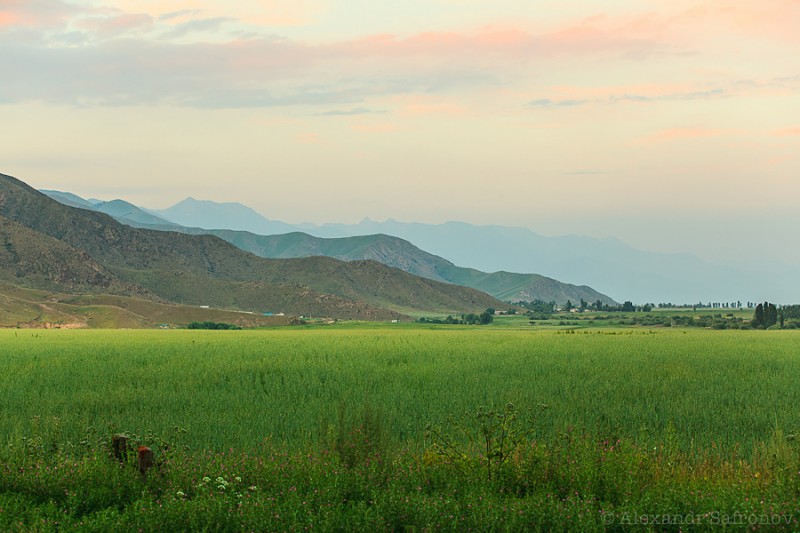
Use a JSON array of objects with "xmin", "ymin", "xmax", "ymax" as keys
[{"xmin": 186, "ymin": 322, "xmax": 241, "ymax": 330}]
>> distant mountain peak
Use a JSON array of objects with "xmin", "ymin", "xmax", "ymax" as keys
[
  {"xmin": 152, "ymin": 197, "xmax": 300, "ymax": 234},
  {"xmin": 171, "ymin": 197, "xmax": 256, "ymax": 210}
]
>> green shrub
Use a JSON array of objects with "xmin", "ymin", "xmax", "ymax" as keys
[{"xmin": 186, "ymin": 321, "xmax": 241, "ymax": 330}]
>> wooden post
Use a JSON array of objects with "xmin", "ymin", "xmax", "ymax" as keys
[
  {"xmin": 111, "ymin": 434, "xmax": 129, "ymax": 463},
  {"xmin": 138, "ymin": 446, "xmax": 154, "ymax": 478}
]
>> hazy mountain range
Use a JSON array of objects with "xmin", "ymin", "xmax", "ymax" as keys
[
  {"xmin": 144, "ymin": 197, "xmax": 799, "ymax": 304},
  {"xmin": 39, "ymin": 188, "xmax": 799, "ymax": 304},
  {"xmin": 41, "ymin": 192, "xmax": 616, "ymax": 306}
]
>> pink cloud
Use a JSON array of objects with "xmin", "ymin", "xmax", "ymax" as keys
[
  {"xmin": 652, "ymin": 0, "xmax": 800, "ymax": 46},
  {"xmin": 0, "ymin": 0, "xmax": 78, "ymax": 30},
  {"xmin": 0, "ymin": 11, "xmax": 18, "ymax": 28},
  {"xmin": 324, "ymin": 2, "xmax": 798, "ymax": 66},
  {"xmin": 773, "ymin": 127, "xmax": 800, "ymax": 137},
  {"xmin": 709, "ymin": 0, "xmax": 800, "ymax": 44},
  {"xmin": 331, "ymin": 23, "xmax": 667, "ymax": 63},
  {"xmin": 545, "ymin": 23, "xmax": 647, "ymax": 56},
  {"xmin": 3, "ymin": 0, "xmax": 797, "ymax": 109}
]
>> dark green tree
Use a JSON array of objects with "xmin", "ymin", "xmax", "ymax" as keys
[
  {"xmin": 752, "ymin": 303, "xmax": 765, "ymax": 328},
  {"xmin": 765, "ymin": 302, "xmax": 778, "ymax": 328},
  {"xmin": 462, "ymin": 313, "xmax": 480, "ymax": 325}
]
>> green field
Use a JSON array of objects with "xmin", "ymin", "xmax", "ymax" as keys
[
  {"xmin": 2, "ymin": 326, "xmax": 800, "ymax": 531},
  {"xmin": 3, "ymin": 326, "xmax": 798, "ymax": 451}
]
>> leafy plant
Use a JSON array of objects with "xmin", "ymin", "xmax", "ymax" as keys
[
  {"xmin": 426, "ymin": 402, "xmax": 547, "ymax": 482},
  {"xmin": 332, "ymin": 397, "xmax": 388, "ymax": 470}
]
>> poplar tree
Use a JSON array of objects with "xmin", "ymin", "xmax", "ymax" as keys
[{"xmin": 753, "ymin": 303, "xmax": 765, "ymax": 328}]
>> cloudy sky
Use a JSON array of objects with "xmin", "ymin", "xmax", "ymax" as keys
[{"xmin": 1, "ymin": 0, "xmax": 798, "ymax": 265}]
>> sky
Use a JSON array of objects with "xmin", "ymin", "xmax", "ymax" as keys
[{"xmin": 1, "ymin": 0, "xmax": 798, "ymax": 266}]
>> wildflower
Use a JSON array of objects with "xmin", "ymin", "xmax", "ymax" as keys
[{"xmin": 176, "ymin": 491, "xmax": 185, "ymax": 498}]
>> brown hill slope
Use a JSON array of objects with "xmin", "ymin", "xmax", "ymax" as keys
[
  {"xmin": 0, "ymin": 283, "xmax": 294, "ymax": 329},
  {"xmin": 0, "ymin": 214, "xmax": 150, "ymax": 296}
]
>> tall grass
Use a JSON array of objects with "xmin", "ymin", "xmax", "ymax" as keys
[{"xmin": 1, "ymin": 328, "xmax": 798, "ymax": 455}]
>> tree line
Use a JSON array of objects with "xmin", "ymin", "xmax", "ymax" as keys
[
  {"xmin": 186, "ymin": 321, "xmax": 242, "ymax": 330},
  {"xmin": 514, "ymin": 299, "xmax": 649, "ymax": 314}
]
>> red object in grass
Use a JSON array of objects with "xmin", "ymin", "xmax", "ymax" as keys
[{"xmin": 138, "ymin": 446, "xmax": 154, "ymax": 476}]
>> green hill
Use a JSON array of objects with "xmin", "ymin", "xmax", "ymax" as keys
[
  {"xmin": 0, "ymin": 172, "xmax": 505, "ymax": 321},
  {"xmin": 154, "ymin": 229, "xmax": 616, "ymax": 306}
]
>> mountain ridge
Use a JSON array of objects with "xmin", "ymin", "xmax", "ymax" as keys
[
  {"xmin": 42, "ymin": 190, "xmax": 617, "ymax": 305},
  {"xmin": 44, "ymin": 187, "xmax": 800, "ymax": 304},
  {"xmin": 199, "ymin": 230, "xmax": 616, "ymax": 305},
  {"xmin": 3, "ymin": 172, "xmax": 507, "ymax": 321}
]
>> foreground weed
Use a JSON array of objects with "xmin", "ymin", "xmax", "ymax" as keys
[{"xmin": 426, "ymin": 402, "xmax": 548, "ymax": 483}]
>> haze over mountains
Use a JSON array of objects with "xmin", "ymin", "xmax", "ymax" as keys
[
  {"xmin": 38, "ymin": 186, "xmax": 799, "ymax": 305},
  {"xmin": 42, "ymin": 192, "xmax": 617, "ymax": 306},
  {"xmin": 1, "ymin": 172, "xmax": 514, "ymax": 328},
  {"xmin": 150, "ymin": 196, "xmax": 799, "ymax": 304}
]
